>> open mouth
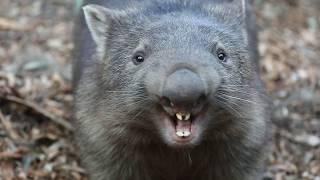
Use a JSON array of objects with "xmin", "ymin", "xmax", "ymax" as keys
[
  {"xmin": 173, "ymin": 112, "xmax": 192, "ymax": 138},
  {"xmin": 162, "ymin": 109, "xmax": 205, "ymax": 145},
  {"xmin": 157, "ymin": 96, "xmax": 208, "ymax": 145}
]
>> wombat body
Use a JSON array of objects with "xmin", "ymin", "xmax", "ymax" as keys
[{"xmin": 73, "ymin": 0, "xmax": 270, "ymax": 180}]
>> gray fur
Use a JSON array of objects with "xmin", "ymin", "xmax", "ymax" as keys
[{"xmin": 73, "ymin": 0, "xmax": 270, "ymax": 179}]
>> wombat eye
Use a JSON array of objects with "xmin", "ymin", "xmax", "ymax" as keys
[
  {"xmin": 132, "ymin": 53, "xmax": 145, "ymax": 65},
  {"xmin": 217, "ymin": 50, "xmax": 227, "ymax": 63}
]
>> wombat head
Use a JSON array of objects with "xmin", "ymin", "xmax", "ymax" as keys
[{"xmin": 79, "ymin": 0, "xmax": 267, "ymax": 148}]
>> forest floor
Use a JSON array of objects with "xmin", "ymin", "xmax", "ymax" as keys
[{"xmin": 0, "ymin": 0, "xmax": 319, "ymax": 179}]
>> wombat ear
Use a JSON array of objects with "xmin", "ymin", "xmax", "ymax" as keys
[
  {"xmin": 229, "ymin": 0, "xmax": 249, "ymax": 22},
  {"xmin": 239, "ymin": 0, "xmax": 248, "ymax": 21},
  {"xmin": 238, "ymin": 0, "xmax": 251, "ymax": 44},
  {"xmin": 204, "ymin": 0, "xmax": 249, "ymax": 22},
  {"xmin": 83, "ymin": 4, "xmax": 125, "ymax": 55}
]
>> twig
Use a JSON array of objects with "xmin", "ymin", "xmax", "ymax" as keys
[
  {"xmin": 0, "ymin": 151, "xmax": 23, "ymax": 160},
  {"xmin": 0, "ymin": 111, "xmax": 20, "ymax": 140},
  {"xmin": 0, "ymin": 95, "xmax": 74, "ymax": 131},
  {"xmin": 0, "ymin": 17, "xmax": 31, "ymax": 31},
  {"xmin": 0, "ymin": 111, "xmax": 35, "ymax": 146},
  {"xmin": 56, "ymin": 165, "xmax": 87, "ymax": 174}
]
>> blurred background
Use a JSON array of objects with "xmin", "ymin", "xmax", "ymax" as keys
[{"xmin": 0, "ymin": 0, "xmax": 319, "ymax": 179}]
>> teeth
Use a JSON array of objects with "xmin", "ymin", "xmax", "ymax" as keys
[
  {"xmin": 176, "ymin": 113, "xmax": 183, "ymax": 121},
  {"xmin": 176, "ymin": 130, "xmax": 191, "ymax": 137},
  {"xmin": 183, "ymin": 131, "xmax": 191, "ymax": 137},
  {"xmin": 184, "ymin": 113, "xmax": 191, "ymax": 121},
  {"xmin": 176, "ymin": 131, "xmax": 184, "ymax": 137},
  {"xmin": 175, "ymin": 112, "xmax": 191, "ymax": 121}
]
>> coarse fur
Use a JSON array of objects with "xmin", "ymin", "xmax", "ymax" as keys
[{"xmin": 73, "ymin": 0, "xmax": 270, "ymax": 179}]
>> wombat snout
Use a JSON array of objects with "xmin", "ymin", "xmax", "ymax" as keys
[{"xmin": 159, "ymin": 69, "xmax": 207, "ymax": 111}]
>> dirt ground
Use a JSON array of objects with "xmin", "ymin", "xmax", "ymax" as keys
[{"xmin": 0, "ymin": 0, "xmax": 319, "ymax": 179}]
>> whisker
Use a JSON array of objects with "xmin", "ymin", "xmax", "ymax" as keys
[
  {"xmin": 217, "ymin": 93, "xmax": 259, "ymax": 105},
  {"xmin": 217, "ymin": 89, "xmax": 261, "ymax": 97},
  {"xmin": 215, "ymin": 98, "xmax": 244, "ymax": 118},
  {"xmin": 220, "ymin": 85, "xmax": 250, "ymax": 88},
  {"xmin": 104, "ymin": 97, "xmax": 150, "ymax": 110},
  {"xmin": 215, "ymin": 95, "xmax": 244, "ymax": 110}
]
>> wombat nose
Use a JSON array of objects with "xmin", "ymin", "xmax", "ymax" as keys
[{"xmin": 161, "ymin": 69, "xmax": 206, "ymax": 109}]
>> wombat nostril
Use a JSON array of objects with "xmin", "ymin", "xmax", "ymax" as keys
[
  {"xmin": 194, "ymin": 94, "xmax": 206, "ymax": 108},
  {"xmin": 160, "ymin": 96, "xmax": 173, "ymax": 107}
]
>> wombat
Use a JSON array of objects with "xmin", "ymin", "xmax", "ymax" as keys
[{"xmin": 73, "ymin": 0, "xmax": 270, "ymax": 179}]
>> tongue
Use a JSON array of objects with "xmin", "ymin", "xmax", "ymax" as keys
[{"xmin": 176, "ymin": 120, "xmax": 192, "ymax": 135}]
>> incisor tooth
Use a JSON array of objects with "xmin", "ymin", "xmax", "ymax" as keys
[
  {"xmin": 184, "ymin": 131, "xmax": 191, "ymax": 137},
  {"xmin": 176, "ymin": 131, "xmax": 191, "ymax": 137},
  {"xmin": 176, "ymin": 131, "xmax": 184, "ymax": 137},
  {"xmin": 176, "ymin": 113, "xmax": 183, "ymax": 120},
  {"xmin": 184, "ymin": 113, "xmax": 191, "ymax": 121}
]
